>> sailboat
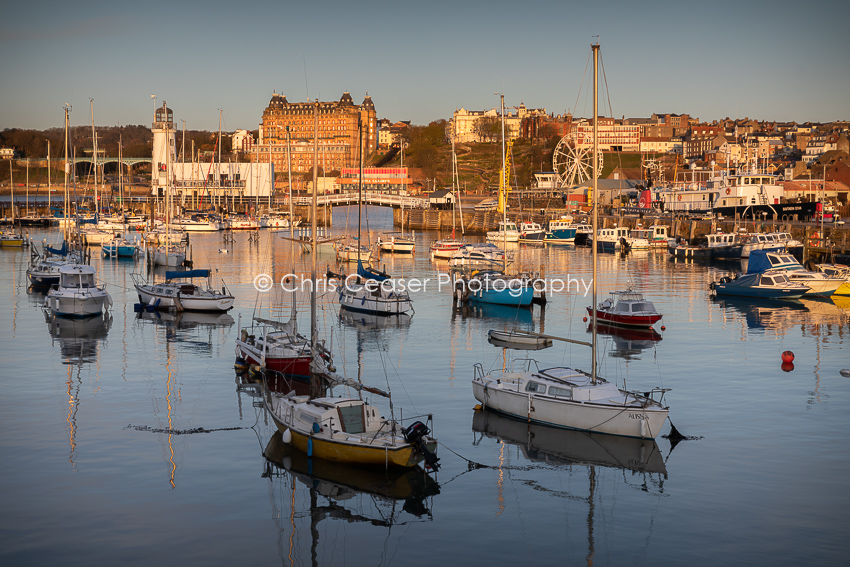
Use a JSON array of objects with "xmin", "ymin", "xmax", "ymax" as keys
[
  {"xmin": 430, "ymin": 138, "xmax": 465, "ymax": 259},
  {"xmin": 262, "ymin": 102, "xmax": 439, "ymax": 469},
  {"xmin": 471, "ymin": 43, "xmax": 670, "ymax": 439},
  {"xmin": 462, "ymin": 95, "xmax": 533, "ymax": 307},
  {"xmin": 1, "ymin": 159, "xmax": 25, "ymax": 246},
  {"xmin": 336, "ymin": 120, "xmax": 373, "ymax": 263},
  {"xmin": 133, "ymin": 269, "xmax": 234, "ymax": 312}
]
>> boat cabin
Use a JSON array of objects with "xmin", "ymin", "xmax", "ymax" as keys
[{"xmin": 58, "ymin": 265, "xmax": 97, "ymax": 288}]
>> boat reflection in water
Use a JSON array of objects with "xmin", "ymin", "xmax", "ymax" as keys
[
  {"xmin": 711, "ymin": 296, "xmax": 808, "ymax": 331},
  {"xmin": 472, "ymin": 409, "xmax": 667, "ymax": 475},
  {"xmin": 338, "ymin": 309, "xmax": 412, "ymax": 332},
  {"xmin": 453, "ymin": 301, "xmax": 534, "ymax": 325},
  {"xmin": 44, "ymin": 311, "xmax": 112, "ymax": 366},
  {"xmin": 136, "ymin": 309, "xmax": 234, "ymax": 356},
  {"xmin": 588, "ymin": 322, "xmax": 662, "ymax": 361},
  {"xmin": 262, "ymin": 431, "xmax": 439, "ymax": 564}
]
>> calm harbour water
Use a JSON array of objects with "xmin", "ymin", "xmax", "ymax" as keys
[{"xmin": 1, "ymin": 206, "xmax": 849, "ymax": 566}]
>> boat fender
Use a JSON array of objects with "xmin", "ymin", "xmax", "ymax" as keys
[
  {"xmin": 281, "ymin": 428, "xmax": 292, "ymax": 444},
  {"xmin": 312, "ymin": 422, "xmax": 321, "ymax": 433}
]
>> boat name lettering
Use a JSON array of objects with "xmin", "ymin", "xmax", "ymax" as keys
[{"xmin": 628, "ymin": 413, "xmax": 647, "ymax": 420}]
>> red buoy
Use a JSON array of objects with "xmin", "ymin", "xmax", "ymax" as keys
[
  {"xmin": 781, "ymin": 350, "xmax": 795, "ymax": 363},
  {"xmin": 660, "ymin": 325, "xmax": 666, "ymax": 331},
  {"xmin": 583, "ymin": 317, "xmax": 587, "ymax": 322},
  {"xmin": 781, "ymin": 361, "xmax": 795, "ymax": 373}
]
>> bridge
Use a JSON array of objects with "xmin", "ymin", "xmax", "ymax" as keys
[
  {"xmin": 292, "ymin": 191, "xmax": 426, "ymax": 209},
  {"xmin": 15, "ymin": 156, "xmax": 152, "ymax": 167}
]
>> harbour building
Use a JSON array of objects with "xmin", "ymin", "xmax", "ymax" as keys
[
  {"xmin": 151, "ymin": 102, "xmax": 273, "ymax": 209},
  {"xmin": 253, "ymin": 92, "xmax": 377, "ymax": 174}
]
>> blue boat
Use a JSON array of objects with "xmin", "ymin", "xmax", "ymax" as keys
[
  {"xmin": 710, "ymin": 269, "xmax": 809, "ymax": 299},
  {"xmin": 466, "ymin": 271, "xmax": 534, "ymax": 306},
  {"xmin": 103, "ymin": 236, "xmax": 138, "ymax": 258},
  {"xmin": 544, "ymin": 217, "xmax": 578, "ymax": 244}
]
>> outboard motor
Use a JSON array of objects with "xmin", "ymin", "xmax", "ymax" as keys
[{"xmin": 403, "ymin": 421, "xmax": 440, "ymax": 471}]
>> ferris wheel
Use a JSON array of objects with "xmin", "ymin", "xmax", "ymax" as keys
[{"xmin": 552, "ymin": 133, "xmax": 603, "ymax": 188}]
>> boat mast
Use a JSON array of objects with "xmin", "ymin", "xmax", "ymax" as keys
[
  {"xmin": 286, "ymin": 125, "xmax": 294, "ymax": 240},
  {"xmin": 63, "ymin": 104, "xmax": 71, "ymax": 241},
  {"xmin": 358, "ymin": 115, "xmax": 363, "ymax": 255},
  {"xmin": 90, "ymin": 99, "xmax": 98, "ymax": 223},
  {"xmin": 591, "ymin": 42, "xmax": 599, "ymax": 385},
  {"xmin": 47, "ymin": 141, "xmax": 51, "ymax": 214},
  {"xmin": 498, "ymin": 92, "xmax": 507, "ymax": 271},
  {"xmin": 310, "ymin": 100, "xmax": 320, "ymax": 399}
]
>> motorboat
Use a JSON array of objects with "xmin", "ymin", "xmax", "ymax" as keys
[
  {"xmin": 133, "ymin": 269, "xmax": 234, "ymax": 312},
  {"xmin": 0, "ymin": 230, "xmax": 25, "ymax": 247},
  {"xmin": 448, "ymin": 242, "xmax": 508, "ymax": 269},
  {"xmin": 814, "ymin": 263, "xmax": 850, "ymax": 295},
  {"xmin": 225, "ymin": 214, "xmax": 259, "ymax": 230},
  {"xmin": 518, "ymin": 221, "xmax": 546, "ymax": 243},
  {"xmin": 486, "ymin": 220, "xmax": 520, "ymax": 244},
  {"xmin": 710, "ymin": 269, "xmax": 809, "ymax": 299},
  {"xmin": 588, "ymin": 288, "xmax": 663, "ymax": 329},
  {"xmin": 45, "ymin": 263, "xmax": 112, "ymax": 317},
  {"xmin": 461, "ymin": 270, "xmax": 534, "ymax": 307},
  {"xmin": 429, "ymin": 237, "xmax": 464, "ymax": 259},
  {"xmin": 595, "ymin": 226, "xmax": 629, "ymax": 253},
  {"xmin": 235, "ymin": 316, "xmax": 318, "ymax": 382},
  {"xmin": 745, "ymin": 250, "xmax": 843, "ymax": 297},
  {"xmin": 377, "ymin": 231, "xmax": 415, "ymax": 253}
]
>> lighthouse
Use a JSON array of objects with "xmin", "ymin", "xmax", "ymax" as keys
[{"xmin": 151, "ymin": 102, "xmax": 176, "ymax": 199}]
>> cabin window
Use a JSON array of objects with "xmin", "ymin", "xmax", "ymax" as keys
[
  {"xmin": 548, "ymin": 386, "xmax": 571, "ymax": 398},
  {"xmin": 614, "ymin": 303, "xmax": 631, "ymax": 312},
  {"xmin": 761, "ymin": 276, "xmax": 774, "ymax": 285},
  {"xmin": 525, "ymin": 381, "xmax": 546, "ymax": 394},
  {"xmin": 337, "ymin": 405, "xmax": 366, "ymax": 434}
]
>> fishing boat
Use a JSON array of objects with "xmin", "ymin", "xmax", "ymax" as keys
[
  {"xmin": 486, "ymin": 220, "xmax": 520, "ymax": 244},
  {"xmin": 543, "ymin": 216, "xmax": 577, "ymax": 244},
  {"xmin": 45, "ymin": 264, "xmax": 112, "ymax": 318},
  {"xmin": 133, "ymin": 269, "xmax": 234, "ymax": 312},
  {"xmin": 588, "ymin": 288, "xmax": 663, "ymax": 329},
  {"xmin": 262, "ymin": 103, "xmax": 439, "ymax": 470},
  {"xmin": 595, "ymin": 226, "xmax": 629, "ymax": 253},
  {"xmin": 516, "ymin": 221, "xmax": 545, "ymax": 244},
  {"xmin": 472, "ymin": 44, "xmax": 670, "ymax": 440}
]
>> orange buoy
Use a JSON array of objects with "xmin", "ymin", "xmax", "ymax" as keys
[
  {"xmin": 781, "ymin": 361, "xmax": 795, "ymax": 373},
  {"xmin": 781, "ymin": 350, "xmax": 795, "ymax": 363}
]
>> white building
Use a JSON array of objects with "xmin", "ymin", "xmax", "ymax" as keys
[{"xmin": 151, "ymin": 103, "xmax": 272, "ymax": 207}]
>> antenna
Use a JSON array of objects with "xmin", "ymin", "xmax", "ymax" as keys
[{"xmin": 303, "ymin": 54, "xmax": 309, "ymax": 100}]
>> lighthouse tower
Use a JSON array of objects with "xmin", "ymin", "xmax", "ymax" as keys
[{"xmin": 151, "ymin": 102, "xmax": 176, "ymax": 198}]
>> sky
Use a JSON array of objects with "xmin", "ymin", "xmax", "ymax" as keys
[{"xmin": 1, "ymin": 0, "xmax": 848, "ymax": 133}]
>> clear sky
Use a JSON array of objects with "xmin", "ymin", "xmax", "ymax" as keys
[{"xmin": 1, "ymin": 0, "xmax": 848, "ymax": 132}]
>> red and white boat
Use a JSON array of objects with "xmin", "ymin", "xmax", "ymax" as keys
[
  {"xmin": 429, "ymin": 237, "xmax": 464, "ymax": 259},
  {"xmin": 587, "ymin": 288, "xmax": 663, "ymax": 329},
  {"xmin": 235, "ymin": 316, "xmax": 331, "ymax": 383}
]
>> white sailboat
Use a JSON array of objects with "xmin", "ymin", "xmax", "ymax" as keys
[
  {"xmin": 471, "ymin": 43, "xmax": 670, "ymax": 439},
  {"xmin": 430, "ymin": 138, "xmax": 465, "ymax": 258},
  {"xmin": 262, "ymin": 102, "xmax": 439, "ymax": 469}
]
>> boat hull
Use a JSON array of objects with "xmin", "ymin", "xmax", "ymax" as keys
[
  {"xmin": 472, "ymin": 377, "xmax": 668, "ymax": 439},
  {"xmin": 588, "ymin": 307, "xmax": 662, "ymax": 328},
  {"xmin": 135, "ymin": 284, "xmax": 234, "ymax": 312},
  {"xmin": 236, "ymin": 341, "xmax": 312, "ymax": 382},
  {"xmin": 46, "ymin": 291, "xmax": 111, "ymax": 318}
]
